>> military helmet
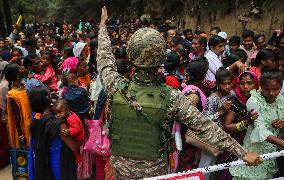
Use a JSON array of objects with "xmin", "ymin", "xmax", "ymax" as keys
[{"xmin": 127, "ymin": 28, "xmax": 166, "ymax": 68}]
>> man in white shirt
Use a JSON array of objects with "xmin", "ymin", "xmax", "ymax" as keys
[{"xmin": 205, "ymin": 35, "xmax": 226, "ymax": 81}]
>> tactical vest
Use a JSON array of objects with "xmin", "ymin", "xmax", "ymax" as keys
[{"xmin": 110, "ymin": 82, "xmax": 170, "ymax": 161}]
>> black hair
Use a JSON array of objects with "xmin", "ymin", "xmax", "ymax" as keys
[
  {"xmin": 193, "ymin": 36, "xmax": 207, "ymax": 50},
  {"xmin": 254, "ymin": 34, "xmax": 265, "ymax": 43},
  {"xmin": 63, "ymin": 46, "xmax": 74, "ymax": 58},
  {"xmin": 185, "ymin": 57, "xmax": 208, "ymax": 84},
  {"xmin": 260, "ymin": 71, "xmax": 283, "ymax": 87},
  {"xmin": 115, "ymin": 58, "xmax": 130, "ymax": 76},
  {"xmin": 223, "ymin": 53, "xmax": 241, "ymax": 68},
  {"xmin": 115, "ymin": 46, "xmax": 127, "ymax": 60},
  {"xmin": 4, "ymin": 63, "xmax": 20, "ymax": 90},
  {"xmin": 164, "ymin": 52, "xmax": 180, "ymax": 73},
  {"xmin": 254, "ymin": 48, "xmax": 275, "ymax": 66},
  {"xmin": 28, "ymin": 86, "xmax": 51, "ymax": 113},
  {"xmin": 12, "ymin": 48, "xmax": 23, "ymax": 56},
  {"xmin": 89, "ymin": 39, "xmax": 98, "ymax": 52},
  {"xmin": 24, "ymin": 39, "xmax": 35, "ymax": 46},
  {"xmin": 23, "ymin": 53, "xmax": 38, "ymax": 69},
  {"xmin": 242, "ymin": 30, "xmax": 255, "ymax": 40},
  {"xmin": 235, "ymin": 49, "xmax": 248, "ymax": 63},
  {"xmin": 229, "ymin": 35, "xmax": 241, "ymax": 46},
  {"xmin": 215, "ymin": 67, "xmax": 233, "ymax": 84},
  {"xmin": 210, "ymin": 27, "xmax": 221, "ymax": 33},
  {"xmin": 183, "ymin": 29, "xmax": 193, "ymax": 35},
  {"xmin": 276, "ymin": 32, "xmax": 284, "ymax": 48},
  {"xmin": 208, "ymin": 35, "xmax": 225, "ymax": 47},
  {"xmin": 171, "ymin": 36, "xmax": 183, "ymax": 46},
  {"xmin": 53, "ymin": 98, "xmax": 69, "ymax": 111},
  {"xmin": 276, "ymin": 50, "xmax": 284, "ymax": 61}
]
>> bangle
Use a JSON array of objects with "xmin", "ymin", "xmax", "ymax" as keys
[{"xmin": 236, "ymin": 121, "xmax": 247, "ymax": 131}]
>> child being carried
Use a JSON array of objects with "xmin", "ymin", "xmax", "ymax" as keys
[{"xmin": 53, "ymin": 99, "xmax": 85, "ymax": 163}]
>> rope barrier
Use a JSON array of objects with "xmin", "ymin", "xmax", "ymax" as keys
[{"xmin": 144, "ymin": 150, "xmax": 284, "ymax": 180}]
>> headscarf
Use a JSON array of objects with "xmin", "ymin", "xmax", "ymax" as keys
[
  {"xmin": 235, "ymin": 71, "xmax": 259, "ymax": 104},
  {"xmin": 61, "ymin": 57, "xmax": 78, "ymax": 73},
  {"xmin": 63, "ymin": 85, "xmax": 90, "ymax": 115},
  {"xmin": 73, "ymin": 42, "xmax": 86, "ymax": 58},
  {"xmin": 181, "ymin": 83, "xmax": 207, "ymax": 109},
  {"xmin": 26, "ymin": 78, "xmax": 45, "ymax": 94}
]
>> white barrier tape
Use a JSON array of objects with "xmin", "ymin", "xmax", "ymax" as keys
[{"xmin": 144, "ymin": 150, "xmax": 284, "ymax": 180}]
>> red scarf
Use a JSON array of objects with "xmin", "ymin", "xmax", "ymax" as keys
[{"xmin": 235, "ymin": 71, "xmax": 259, "ymax": 104}]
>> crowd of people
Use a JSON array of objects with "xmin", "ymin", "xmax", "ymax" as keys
[{"xmin": 0, "ymin": 6, "xmax": 283, "ymax": 180}]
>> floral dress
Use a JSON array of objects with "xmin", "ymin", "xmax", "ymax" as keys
[
  {"xmin": 203, "ymin": 91, "xmax": 236, "ymax": 126},
  {"xmin": 230, "ymin": 90, "xmax": 284, "ymax": 180}
]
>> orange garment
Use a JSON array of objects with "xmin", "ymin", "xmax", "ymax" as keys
[
  {"xmin": 78, "ymin": 74, "xmax": 91, "ymax": 87},
  {"xmin": 6, "ymin": 89, "xmax": 32, "ymax": 148}
]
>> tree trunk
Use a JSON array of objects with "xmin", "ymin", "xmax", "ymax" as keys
[
  {"xmin": 3, "ymin": 0, "xmax": 12, "ymax": 35},
  {"xmin": 0, "ymin": 6, "xmax": 7, "ymax": 38}
]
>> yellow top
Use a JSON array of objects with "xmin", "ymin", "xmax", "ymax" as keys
[{"xmin": 7, "ymin": 89, "xmax": 32, "ymax": 148}]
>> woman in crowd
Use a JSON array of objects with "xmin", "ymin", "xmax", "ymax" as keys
[
  {"xmin": 176, "ymin": 57, "xmax": 209, "ymax": 171},
  {"xmin": 28, "ymin": 85, "xmax": 80, "ymax": 180},
  {"xmin": 249, "ymin": 48, "xmax": 276, "ymax": 78},
  {"xmin": 230, "ymin": 71, "xmax": 284, "ymax": 180},
  {"xmin": 5, "ymin": 63, "xmax": 32, "ymax": 148}
]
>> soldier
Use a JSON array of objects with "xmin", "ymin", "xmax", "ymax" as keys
[{"xmin": 97, "ymin": 6, "xmax": 262, "ymax": 179}]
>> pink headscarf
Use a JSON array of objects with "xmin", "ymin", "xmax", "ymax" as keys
[
  {"xmin": 181, "ymin": 83, "xmax": 207, "ymax": 110},
  {"xmin": 61, "ymin": 57, "xmax": 78, "ymax": 73},
  {"xmin": 235, "ymin": 71, "xmax": 259, "ymax": 104}
]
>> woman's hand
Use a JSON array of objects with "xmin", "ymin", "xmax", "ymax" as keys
[
  {"xmin": 242, "ymin": 152, "xmax": 262, "ymax": 166},
  {"xmin": 235, "ymin": 61, "xmax": 248, "ymax": 74},
  {"xmin": 272, "ymin": 119, "xmax": 284, "ymax": 130},
  {"xmin": 247, "ymin": 109, "xmax": 259, "ymax": 125},
  {"xmin": 99, "ymin": 6, "xmax": 108, "ymax": 27}
]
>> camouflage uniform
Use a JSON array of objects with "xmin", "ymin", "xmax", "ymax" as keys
[{"xmin": 97, "ymin": 25, "xmax": 247, "ymax": 179}]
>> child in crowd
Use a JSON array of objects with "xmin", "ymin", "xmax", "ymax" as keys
[
  {"xmin": 225, "ymin": 35, "xmax": 241, "ymax": 57},
  {"xmin": 164, "ymin": 52, "xmax": 181, "ymax": 89},
  {"xmin": 34, "ymin": 50, "xmax": 58, "ymax": 91},
  {"xmin": 201, "ymin": 68, "xmax": 235, "ymax": 179},
  {"xmin": 53, "ymin": 98, "xmax": 85, "ymax": 163}
]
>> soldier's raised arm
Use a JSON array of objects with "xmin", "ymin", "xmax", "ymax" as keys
[{"xmin": 97, "ymin": 6, "xmax": 126, "ymax": 95}]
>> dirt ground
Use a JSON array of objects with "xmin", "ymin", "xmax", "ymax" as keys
[{"xmin": 0, "ymin": 165, "xmax": 12, "ymax": 180}]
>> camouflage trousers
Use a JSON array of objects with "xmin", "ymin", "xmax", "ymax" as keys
[{"xmin": 110, "ymin": 155, "xmax": 168, "ymax": 179}]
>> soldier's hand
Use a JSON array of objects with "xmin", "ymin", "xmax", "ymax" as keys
[
  {"xmin": 242, "ymin": 152, "xmax": 262, "ymax": 166},
  {"xmin": 100, "ymin": 6, "xmax": 108, "ymax": 27}
]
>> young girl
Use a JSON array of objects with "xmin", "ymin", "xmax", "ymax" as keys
[
  {"xmin": 230, "ymin": 71, "xmax": 284, "ymax": 180},
  {"xmin": 53, "ymin": 98, "xmax": 85, "ymax": 163},
  {"xmin": 34, "ymin": 50, "xmax": 58, "ymax": 91},
  {"xmin": 164, "ymin": 52, "xmax": 181, "ymax": 89},
  {"xmin": 201, "ymin": 67, "xmax": 235, "ymax": 179},
  {"xmin": 203, "ymin": 67, "xmax": 235, "ymax": 126}
]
